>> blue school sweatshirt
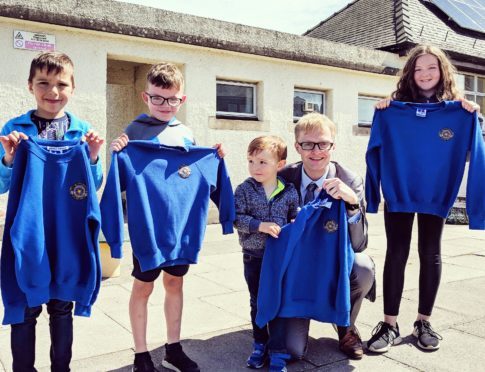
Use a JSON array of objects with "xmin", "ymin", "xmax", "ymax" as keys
[
  {"xmin": 0, "ymin": 110, "xmax": 103, "ymax": 193},
  {"xmin": 1, "ymin": 138, "xmax": 102, "ymax": 325},
  {"xmin": 100, "ymin": 140, "xmax": 235, "ymax": 272},
  {"xmin": 256, "ymin": 191, "xmax": 354, "ymax": 328},
  {"xmin": 366, "ymin": 101, "xmax": 485, "ymax": 229}
]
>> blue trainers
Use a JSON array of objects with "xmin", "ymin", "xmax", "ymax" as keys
[
  {"xmin": 269, "ymin": 352, "xmax": 291, "ymax": 372},
  {"xmin": 246, "ymin": 342, "xmax": 267, "ymax": 369}
]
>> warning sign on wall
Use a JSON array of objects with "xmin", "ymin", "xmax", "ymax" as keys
[{"xmin": 13, "ymin": 30, "xmax": 56, "ymax": 52}]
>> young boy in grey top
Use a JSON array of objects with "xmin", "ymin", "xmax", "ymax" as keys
[{"xmin": 234, "ymin": 135, "xmax": 299, "ymax": 369}]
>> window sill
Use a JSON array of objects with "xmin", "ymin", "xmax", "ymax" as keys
[
  {"xmin": 209, "ymin": 117, "xmax": 270, "ymax": 131},
  {"xmin": 353, "ymin": 125, "xmax": 371, "ymax": 136}
]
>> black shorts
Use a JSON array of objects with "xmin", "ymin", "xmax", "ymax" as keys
[{"xmin": 131, "ymin": 254, "xmax": 190, "ymax": 282}]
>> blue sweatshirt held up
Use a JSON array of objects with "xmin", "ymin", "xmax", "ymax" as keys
[
  {"xmin": 1, "ymin": 138, "xmax": 102, "ymax": 325},
  {"xmin": 100, "ymin": 141, "xmax": 235, "ymax": 272},
  {"xmin": 366, "ymin": 101, "xmax": 485, "ymax": 229},
  {"xmin": 256, "ymin": 191, "xmax": 354, "ymax": 328},
  {"xmin": 0, "ymin": 110, "xmax": 103, "ymax": 193}
]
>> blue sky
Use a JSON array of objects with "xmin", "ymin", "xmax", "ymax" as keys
[{"xmin": 114, "ymin": 0, "xmax": 353, "ymax": 35}]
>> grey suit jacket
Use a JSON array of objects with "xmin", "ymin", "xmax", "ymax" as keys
[{"xmin": 278, "ymin": 161, "xmax": 368, "ymax": 252}]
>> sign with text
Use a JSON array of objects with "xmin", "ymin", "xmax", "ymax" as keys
[{"xmin": 13, "ymin": 30, "xmax": 56, "ymax": 52}]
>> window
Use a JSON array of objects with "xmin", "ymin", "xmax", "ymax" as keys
[
  {"xmin": 464, "ymin": 74, "xmax": 485, "ymax": 113},
  {"xmin": 358, "ymin": 96, "xmax": 380, "ymax": 127},
  {"xmin": 216, "ymin": 81, "xmax": 257, "ymax": 119},
  {"xmin": 293, "ymin": 89, "xmax": 325, "ymax": 120}
]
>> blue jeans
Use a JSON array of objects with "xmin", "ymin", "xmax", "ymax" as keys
[
  {"xmin": 243, "ymin": 253, "xmax": 269, "ymax": 345},
  {"xmin": 11, "ymin": 299, "xmax": 73, "ymax": 372}
]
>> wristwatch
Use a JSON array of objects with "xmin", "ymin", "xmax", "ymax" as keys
[{"xmin": 345, "ymin": 202, "xmax": 360, "ymax": 211}]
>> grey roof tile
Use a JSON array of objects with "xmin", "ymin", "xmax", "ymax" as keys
[{"xmin": 305, "ymin": 0, "xmax": 485, "ymax": 61}]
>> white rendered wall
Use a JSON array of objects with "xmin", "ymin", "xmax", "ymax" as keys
[{"xmin": 0, "ymin": 17, "xmax": 400, "ymax": 216}]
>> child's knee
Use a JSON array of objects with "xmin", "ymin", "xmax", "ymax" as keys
[
  {"xmin": 132, "ymin": 279, "xmax": 154, "ymax": 298},
  {"xmin": 163, "ymin": 274, "xmax": 183, "ymax": 293}
]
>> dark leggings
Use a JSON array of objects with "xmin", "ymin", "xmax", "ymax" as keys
[
  {"xmin": 383, "ymin": 207, "xmax": 444, "ymax": 316},
  {"xmin": 11, "ymin": 299, "xmax": 73, "ymax": 372}
]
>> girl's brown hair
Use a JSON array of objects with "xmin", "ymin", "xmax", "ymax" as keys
[{"xmin": 392, "ymin": 44, "xmax": 461, "ymax": 102}]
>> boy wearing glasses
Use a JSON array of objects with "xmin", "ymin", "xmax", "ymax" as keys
[
  {"xmin": 278, "ymin": 113, "xmax": 374, "ymax": 361},
  {"xmin": 110, "ymin": 62, "xmax": 223, "ymax": 372}
]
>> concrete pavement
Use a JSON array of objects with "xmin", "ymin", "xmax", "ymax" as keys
[{"xmin": 1, "ymin": 213, "xmax": 485, "ymax": 371}]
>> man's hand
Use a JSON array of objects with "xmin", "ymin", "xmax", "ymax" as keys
[
  {"xmin": 258, "ymin": 222, "xmax": 281, "ymax": 238},
  {"xmin": 109, "ymin": 133, "xmax": 129, "ymax": 153},
  {"xmin": 323, "ymin": 178, "xmax": 359, "ymax": 204},
  {"xmin": 84, "ymin": 130, "xmax": 105, "ymax": 164},
  {"xmin": 0, "ymin": 131, "xmax": 29, "ymax": 166}
]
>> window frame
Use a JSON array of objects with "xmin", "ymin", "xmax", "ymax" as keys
[
  {"xmin": 357, "ymin": 95, "xmax": 382, "ymax": 127},
  {"xmin": 293, "ymin": 88, "xmax": 326, "ymax": 121},
  {"xmin": 463, "ymin": 74, "xmax": 485, "ymax": 113},
  {"xmin": 216, "ymin": 80, "xmax": 258, "ymax": 119}
]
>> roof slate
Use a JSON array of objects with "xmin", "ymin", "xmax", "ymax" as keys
[{"xmin": 305, "ymin": 0, "xmax": 485, "ymax": 63}]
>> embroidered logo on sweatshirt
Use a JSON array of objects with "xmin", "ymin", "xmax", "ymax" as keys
[
  {"xmin": 178, "ymin": 165, "xmax": 191, "ymax": 179},
  {"xmin": 439, "ymin": 128, "xmax": 454, "ymax": 141},
  {"xmin": 70, "ymin": 182, "xmax": 88, "ymax": 200},
  {"xmin": 324, "ymin": 220, "xmax": 338, "ymax": 233}
]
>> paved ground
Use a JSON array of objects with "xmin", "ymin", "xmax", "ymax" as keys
[{"xmin": 1, "ymin": 212, "xmax": 484, "ymax": 371}]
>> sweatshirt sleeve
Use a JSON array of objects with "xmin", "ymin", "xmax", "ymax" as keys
[
  {"xmin": 209, "ymin": 157, "xmax": 235, "ymax": 234},
  {"xmin": 233, "ymin": 184, "xmax": 260, "ymax": 233},
  {"xmin": 0, "ymin": 125, "xmax": 14, "ymax": 194},
  {"xmin": 365, "ymin": 110, "xmax": 383, "ymax": 213},
  {"xmin": 100, "ymin": 153, "xmax": 125, "ymax": 258},
  {"xmin": 90, "ymin": 161, "xmax": 103, "ymax": 190},
  {"xmin": 466, "ymin": 113, "xmax": 485, "ymax": 230}
]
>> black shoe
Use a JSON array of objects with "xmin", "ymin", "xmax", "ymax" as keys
[
  {"xmin": 367, "ymin": 321, "xmax": 401, "ymax": 353},
  {"xmin": 133, "ymin": 351, "xmax": 157, "ymax": 372},
  {"xmin": 413, "ymin": 320, "xmax": 442, "ymax": 350},
  {"xmin": 162, "ymin": 342, "xmax": 200, "ymax": 372}
]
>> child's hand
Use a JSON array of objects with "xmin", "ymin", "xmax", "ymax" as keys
[
  {"xmin": 374, "ymin": 98, "xmax": 392, "ymax": 110},
  {"xmin": 84, "ymin": 130, "xmax": 105, "ymax": 164},
  {"xmin": 459, "ymin": 98, "xmax": 481, "ymax": 113},
  {"xmin": 0, "ymin": 131, "xmax": 28, "ymax": 166},
  {"xmin": 258, "ymin": 222, "xmax": 281, "ymax": 238},
  {"xmin": 110, "ymin": 133, "xmax": 129, "ymax": 153},
  {"xmin": 213, "ymin": 143, "xmax": 226, "ymax": 158}
]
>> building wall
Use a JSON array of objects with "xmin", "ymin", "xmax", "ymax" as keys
[{"xmin": 0, "ymin": 17, "xmax": 400, "ymax": 216}]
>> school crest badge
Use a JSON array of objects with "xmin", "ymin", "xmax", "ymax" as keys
[
  {"xmin": 324, "ymin": 220, "xmax": 338, "ymax": 233},
  {"xmin": 439, "ymin": 128, "xmax": 454, "ymax": 141},
  {"xmin": 178, "ymin": 165, "xmax": 191, "ymax": 179},
  {"xmin": 70, "ymin": 182, "xmax": 88, "ymax": 200}
]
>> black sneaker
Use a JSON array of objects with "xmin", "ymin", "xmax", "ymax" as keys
[
  {"xmin": 162, "ymin": 342, "xmax": 200, "ymax": 372},
  {"xmin": 133, "ymin": 351, "xmax": 157, "ymax": 372},
  {"xmin": 367, "ymin": 321, "xmax": 402, "ymax": 353},
  {"xmin": 413, "ymin": 320, "xmax": 442, "ymax": 351}
]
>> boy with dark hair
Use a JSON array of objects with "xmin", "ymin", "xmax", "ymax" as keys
[
  {"xmin": 108, "ymin": 62, "xmax": 228, "ymax": 372},
  {"xmin": 234, "ymin": 135, "xmax": 299, "ymax": 370},
  {"xmin": 0, "ymin": 51, "xmax": 103, "ymax": 372}
]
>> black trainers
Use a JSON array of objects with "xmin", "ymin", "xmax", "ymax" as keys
[
  {"xmin": 367, "ymin": 321, "xmax": 402, "ymax": 353},
  {"xmin": 162, "ymin": 342, "xmax": 200, "ymax": 372},
  {"xmin": 133, "ymin": 351, "xmax": 157, "ymax": 372},
  {"xmin": 413, "ymin": 320, "xmax": 442, "ymax": 351}
]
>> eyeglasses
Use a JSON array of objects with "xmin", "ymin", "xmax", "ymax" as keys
[
  {"xmin": 144, "ymin": 92, "xmax": 183, "ymax": 107},
  {"xmin": 298, "ymin": 141, "xmax": 334, "ymax": 151}
]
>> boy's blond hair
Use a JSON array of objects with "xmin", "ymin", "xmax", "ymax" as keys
[
  {"xmin": 294, "ymin": 113, "xmax": 336, "ymax": 141},
  {"xmin": 146, "ymin": 62, "xmax": 184, "ymax": 90},
  {"xmin": 28, "ymin": 52, "xmax": 74, "ymax": 85},
  {"xmin": 247, "ymin": 135, "xmax": 287, "ymax": 161}
]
